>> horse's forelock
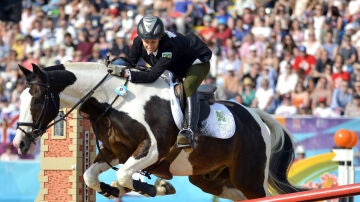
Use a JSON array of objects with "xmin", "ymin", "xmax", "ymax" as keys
[{"xmin": 46, "ymin": 70, "xmax": 77, "ymax": 91}]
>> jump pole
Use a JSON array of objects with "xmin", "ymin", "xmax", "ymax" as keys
[
  {"xmin": 35, "ymin": 108, "xmax": 96, "ymax": 202},
  {"xmin": 244, "ymin": 183, "xmax": 360, "ymax": 202}
]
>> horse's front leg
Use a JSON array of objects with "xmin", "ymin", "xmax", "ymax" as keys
[
  {"xmin": 83, "ymin": 147, "xmax": 128, "ymax": 199},
  {"xmin": 114, "ymin": 140, "xmax": 175, "ymax": 197}
]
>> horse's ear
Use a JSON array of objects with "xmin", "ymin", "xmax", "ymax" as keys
[
  {"xmin": 32, "ymin": 63, "xmax": 46, "ymax": 78},
  {"xmin": 19, "ymin": 64, "xmax": 32, "ymax": 81},
  {"xmin": 32, "ymin": 63, "xmax": 41, "ymax": 74}
]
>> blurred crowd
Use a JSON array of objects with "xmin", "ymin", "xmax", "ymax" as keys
[{"xmin": 1, "ymin": 0, "xmax": 360, "ymax": 156}]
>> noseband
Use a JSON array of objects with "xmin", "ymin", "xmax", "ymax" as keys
[
  {"xmin": 17, "ymin": 72, "xmax": 112, "ymax": 143},
  {"xmin": 16, "ymin": 80, "xmax": 61, "ymax": 142}
]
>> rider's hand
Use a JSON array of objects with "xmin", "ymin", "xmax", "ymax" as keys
[{"xmin": 119, "ymin": 69, "xmax": 129, "ymax": 78}]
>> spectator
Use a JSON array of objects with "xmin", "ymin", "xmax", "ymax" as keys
[
  {"xmin": 240, "ymin": 44, "xmax": 261, "ymax": 74},
  {"xmin": 276, "ymin": 62, "xmax": 298, "ymax": 96},
  {"xmin": 12, "ymin": 34, "xmax": 26, "ymax": 61},
  {"xmin": 311, "ymin": 76, "xmax": 333, "ymax": 112},
  {"xmin": 302, "ymin": 30, "xmax": 321, "ymax": 57},
  {"xmin": 282, "ymin": 34, "xmax": 297, "ymax": 55},
  {"xmin": 256, "ymin": 65, "xmax": 277, "ymax": 91},
  {"xmin": 39, "ymin": 44, "xmax": 57, "ymax": 67},
  {"xmin": 242, "ymin": 62, "xmax": 260, "ymax": 86},
  {"xmin": 30, "ymin": 20, "xmax": 47, "ymax": 44},
  {"xmin": 262, "ymin": 46, "xmax": 279, "ymax": 72},
  {"xmin": 54, "ymin": 44, "xmax": 73, "ymax": 64},
  {"xmin": 63, "ymin": 32, "xmax": 77, "ymax": 59},
  {"xmin": 313, "ymin": 49, "xmax": 333, "ymax": 82},
  {"xmin": 252, "ymin": 78, "xmax": 277, "ymax": 114},
  {"xmin": 76, "ymin": 29, "xmax": 94, "ymax": 60},
  {"xmin": 278, "ymin": 49, "xmax": 295, "ymax": 74},
  {"xmin": 0, "ymin": 143, "xmax": 19, "ymax": 161},
  {"xmin": 294, "ymin": 145, "xmax": 306, "ymax": 161},
  {"xmin": 275, "ymin": 93, "xmax": 297, "ymax": 116},
  {"xmin": 339, "ymin": 34, "xmax": 358, "ymax": 73},
  {"xmin": 321, "ymin": 31, "xmax": 339, "ymax": 61},
  {"xmin": 198, "ymin": 15, "xmax": 216, "ymax": 45},
  {"xmin": 171, "ymin": 0, "xmax": 194, "ymax": 34},
  {"xmin": 0, "ymin": 35, "xmax": 10, "ymax": 70},
  {"xmin": 251, "ymin": 16, "xmax": 271, "ymax": 42},
  {"xmin": 289, "ymin": 19, "xmax": 305, "ymax": 46},
  {"xmin": 325, "ymin": 6, "xmax": 342, "ymax": 44},
  {"xmin": 88, "ymin": 45, "xmax": 102, "ymax": 62},
  {"xmin": 229, "ymin": 93, "xmax": 243, "ymax": 104},
  {"xmin": 332, "ymin": 55, "xmax": 350, "ymax": 89},
  {"xmin": 352, "ymin": 66, "xmax": 360, "ymax": 88},
  {"xmin": 213, "ymin": 18, "xmax": 232, "ymax": 47},
  {"xmin": 231, "ymin": 16, "xmax": 249, "ymax": 47},
  {"xmin": 223, "ymin": 66, "xmax": 240, "ymax": 99},
  {"xmin": 291, "ymin": 82, "xmax": 311, "ymax": 115},
  {"xmin": 293, "ymin": 45, "xmax": 316, "ymax": 77},
  {"xmin": 24, "ymin": 35, "xmax": 40, "ymax": 59},
  {"xmin": 331, "ymin": 80, "xmax": 353, "ymax": 116},
  {"xmin": 313, "ymin": 97, "xmax": 338, "ymax": 117},
  {"xmin": 241, "ymin": 77, "xmax": 256, "ymax": 107},
  {"xmin": 312, "ymin": 4, "xmax": 325, "ymax": 42},
  {"xmin": 109, "ymin": 31, "xmax": 130, "ymax": 58},
  {"xmin": 20, "ymin": 5, "xmax": 36, "ymax": 35},
  {"xmin": 239, "ymin": 32, "xmax": 263, "ymax": 61},
  {"xmin": 344, "ymin": 94, "xmax": 360, "ymax": 117}
]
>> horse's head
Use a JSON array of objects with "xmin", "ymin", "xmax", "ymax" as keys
[{"xmin": 13, "ymin": 64, "xmax": 75, "ymax": 155}]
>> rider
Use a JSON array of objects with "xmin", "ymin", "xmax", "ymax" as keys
[{"xmin": 118, "ymin": 15, "xmax": 212, "ymax": 148}]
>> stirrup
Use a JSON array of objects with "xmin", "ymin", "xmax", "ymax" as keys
[{"xmin": 176, "ymin": 128, "xmax": 194, "ymax": 148}]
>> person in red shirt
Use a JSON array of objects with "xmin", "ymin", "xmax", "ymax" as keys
[
  {"xmin": 198, "ymin": 15, "xmax": 216, "ymax": 45},
  {"xmin": 212, "ymin": 18, "xmax": 232, "ymax": 46},
  {"xmin": 332, "ymin": 55, "xmax": 350, "ymax": 89},
  {"xmin": 293, "ymin": 46, "xmax": 316, "ymax": 76}
]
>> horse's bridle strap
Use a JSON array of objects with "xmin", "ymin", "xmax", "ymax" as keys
[{"xmin": 19, "ymin": 72, "xmax": 112, "ymax": 142}]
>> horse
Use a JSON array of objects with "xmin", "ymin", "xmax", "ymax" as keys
[{"xmin": 13, "ymin": 61, "xmax": 306, "ymax": 200}]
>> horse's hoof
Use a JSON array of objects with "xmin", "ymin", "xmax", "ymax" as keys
[
  {"xmin": 111, "ymin": 181, "xmax": 132, "ymax": 195},
  {"xmin": 99, "ymin": 182, "xmax": 120, "ymax": 199},
  {"xmin": 155, "ymin": 178, "xmax": 176, "ymax": 195}
]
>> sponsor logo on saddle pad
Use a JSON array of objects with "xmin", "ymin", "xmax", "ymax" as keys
[{"xmin": 168, "ymin": 73, "xmax": 235, "ymax": 139}]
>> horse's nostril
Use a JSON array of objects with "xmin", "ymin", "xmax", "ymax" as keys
[
  {"xmin": 19, "ymin": 140, "xmax": 29, "ymax": 155},
  {"xmin": 20, "ymin": 140, "xmax": 24, "ymax": 148}
]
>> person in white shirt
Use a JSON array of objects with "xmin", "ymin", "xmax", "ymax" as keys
[
  {"xmin": 275, "ymin": 93, "xmax": 297, "ymax": 116},
  {"xmin": 276, "ymin": 62, "xmax": 298, "ymax": 96},
  {"xmin": 252, "ymin": 78, "xmax": 276, "ymax": 114},
  {"xmin": 313, "ymin": 97, "xmax": 339, "ymax": 117}
]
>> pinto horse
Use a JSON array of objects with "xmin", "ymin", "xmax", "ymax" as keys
[{"xmin": 13, "ymin": 62, "xmax": 305, "ymax": 200}]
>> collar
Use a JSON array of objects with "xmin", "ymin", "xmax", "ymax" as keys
[{"xmin": 147, "ymin": 50, "xmax": 158, "ymax": 56}]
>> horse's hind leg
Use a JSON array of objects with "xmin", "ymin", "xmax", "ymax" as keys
[{"xmin": 189, "ymin": 173, "xmax": 247, "ymax": 201}]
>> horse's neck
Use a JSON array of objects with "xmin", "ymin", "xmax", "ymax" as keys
[
  {"xmin": 60, "ymin": 62, "xmax": 114, "ymax": 108},
  {"xmin": 59, "ymin": 62, "xmax": 170, "ymax": 109}
]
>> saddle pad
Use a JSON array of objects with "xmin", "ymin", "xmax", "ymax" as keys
[{"xmin": 169, "ymin": 74, "xmax": 236, "ymax": 139}]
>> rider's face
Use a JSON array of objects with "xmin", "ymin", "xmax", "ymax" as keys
[{"xmin": 141, "ymin": 38, "xmax": 160, "ymax": 54}]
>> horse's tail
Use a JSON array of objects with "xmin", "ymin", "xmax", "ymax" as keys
[{"xmin": 252, "ymin": 109, "xmax": 308, "ymax": 194}]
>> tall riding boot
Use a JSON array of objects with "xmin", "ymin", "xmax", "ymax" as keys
[{"xmin": 177, "ymin": 94, "xmax": 199, "ymax": 148}]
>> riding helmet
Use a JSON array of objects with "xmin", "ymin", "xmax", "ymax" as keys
[{"xmin": 137, "ymin": 16, "xmax": 165, "ymax": 39}]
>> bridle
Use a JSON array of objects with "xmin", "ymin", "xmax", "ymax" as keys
[{"xmin": 16, "ymin": 72, "xmax": 113, "ymax": 143}]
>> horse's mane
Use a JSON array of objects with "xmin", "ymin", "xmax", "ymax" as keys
[
  {"xmin": 43, "ymin": 64, "xmax": 66, "ymax": 71},
  {"xmin": 45, "ymin": 68, "xmax": 77, "ymax": 91}
]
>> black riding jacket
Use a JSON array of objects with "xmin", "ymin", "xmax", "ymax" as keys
[{"xmin": 127, "ymin": 31, "xmax": 212, "ymax": 83}]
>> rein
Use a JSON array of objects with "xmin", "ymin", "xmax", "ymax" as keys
[{"xmin": 17, "ymin": 71, "xmax": 112, "ymax": 142}]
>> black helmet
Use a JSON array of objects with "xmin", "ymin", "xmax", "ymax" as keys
[{"xmin": 137, "ymin": 16, "xmax": 164, "ymax": 39}]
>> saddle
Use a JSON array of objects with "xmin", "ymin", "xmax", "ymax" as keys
[{"xmin": 174, "ymin": 79, "xmax": 217, "ymax": 124}]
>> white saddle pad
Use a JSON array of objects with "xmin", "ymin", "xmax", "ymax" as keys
[{"xmin": 169, "ymin": 74, "xmax": 236, "ymax": 139}]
